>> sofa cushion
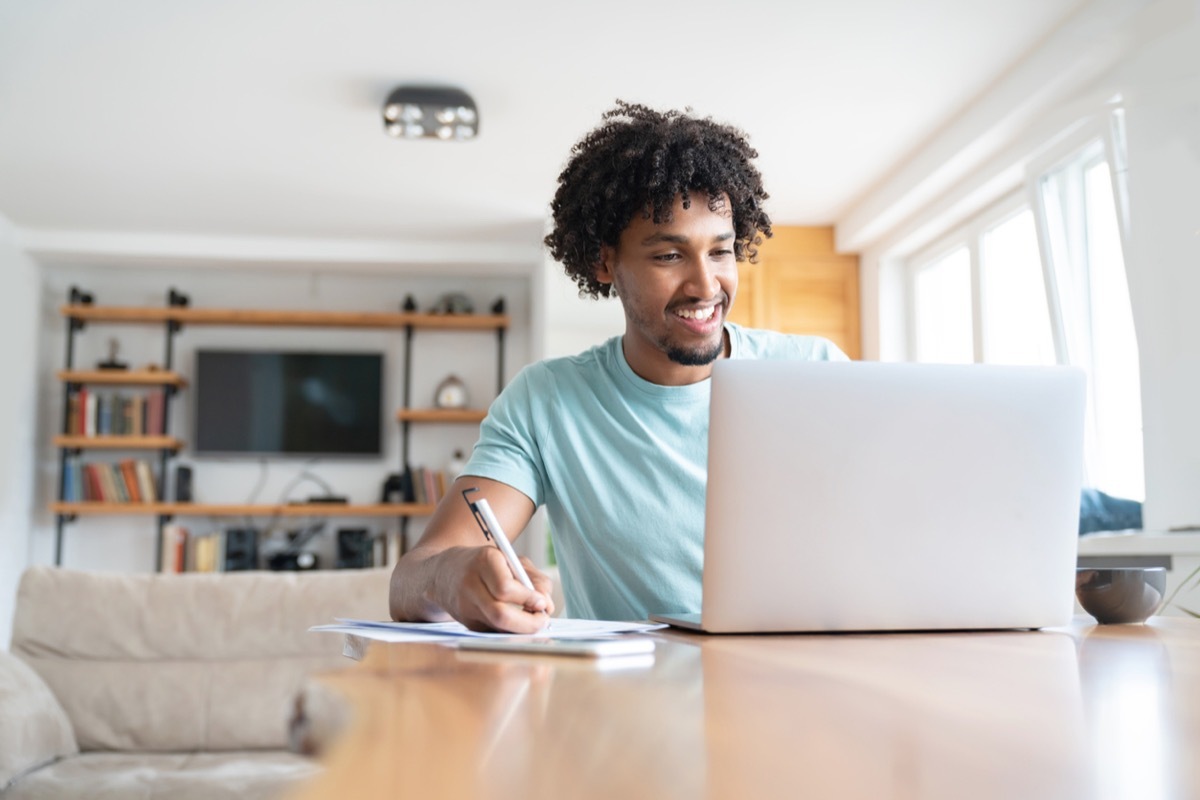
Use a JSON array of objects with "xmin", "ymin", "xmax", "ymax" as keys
[
  {"xmin": 2, "ymin": 750, "xmax": 319, "ymax": 800},
  {"xmin": 10, "ymin": 566, "xmax": 391, "ymax": 752},
  {"xmin": 0, "ymin": 650, "xmax": 79, "ymax": 791}
]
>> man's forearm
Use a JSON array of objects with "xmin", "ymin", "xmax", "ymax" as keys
[{"xmin": 389, "ymin": 546, "xmax": 454, "ymax": 622}]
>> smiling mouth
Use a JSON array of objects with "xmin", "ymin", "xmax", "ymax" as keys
[{"xmin": 674, "ymin": 306, "xmax": 718, "ymax": 322}]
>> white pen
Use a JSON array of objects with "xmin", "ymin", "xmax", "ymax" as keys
[{"xmin": 462, "ymin": 488, "xmax": 537, "ymax": 593}]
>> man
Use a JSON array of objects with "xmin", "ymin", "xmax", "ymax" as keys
[{"xmin": 389, "ymin": 101, "xmax": 846, "ymax": 632}]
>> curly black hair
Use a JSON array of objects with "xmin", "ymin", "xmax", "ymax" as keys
[{"xmin": 544, "ymin": 101, "xmax": 772, "ymax": 299}]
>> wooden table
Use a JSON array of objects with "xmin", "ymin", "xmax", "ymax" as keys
[{"xmin": 290, "ymin": 618, "xmax": 1200, "ymax": 800}]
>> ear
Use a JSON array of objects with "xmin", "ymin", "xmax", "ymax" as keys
[{"xmin": 595, "ymin": 245, "xmax": 615, "ymax": 287}]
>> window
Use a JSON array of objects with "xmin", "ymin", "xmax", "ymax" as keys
[
  {"xmin": 908, "ymin": 196, "xmax": 1052, "ymax": 367},
  {"xmin": 1035, "ymin": 143, "xmax": 1143, "ymax": 500},
  {"xmin": 980, "ymin": 209, "xmax": 1056, "ymax": 366},
  {"xmin": 905, "ymin": 132, "xmax": 1143, "ymax": 501},
  {"xmin": 913, "ymin": 246, "xmax": 973, "ymax": 364}
]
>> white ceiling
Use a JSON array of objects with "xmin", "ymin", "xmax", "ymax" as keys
[{"xmin": 0, "ymin": 0, "xmax": 1086, "ymax": 251}]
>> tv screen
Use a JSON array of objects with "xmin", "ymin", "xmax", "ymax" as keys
[{"xmin": 194, "ymin": 350, "xmax": 383, "ymax": 457}]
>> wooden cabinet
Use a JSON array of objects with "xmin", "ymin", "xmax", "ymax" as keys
[{"xmin": 728, "ymin": 226, "xmax": 861, "ymax": 359}]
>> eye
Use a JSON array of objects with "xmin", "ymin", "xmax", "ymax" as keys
[
  {"xmin": 711, "ymin": 248, "xmax": 734, "ymax": 258},
  {"xmin": 654, "ymin": 252, "xmax": 682, "ymax": 263}
]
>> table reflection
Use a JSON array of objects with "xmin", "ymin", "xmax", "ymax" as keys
[
  {"xmin": 701, "ymin": 632, "xmax": 1089, "ymax": 800},
  {"xmin": 1076, "ymin": 624, "xmax": 1176, "ymax": 800}
]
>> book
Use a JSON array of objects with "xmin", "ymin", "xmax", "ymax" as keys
[
  {"xmin": 82, "ymin": 464, "xmax": 99, "ymax": 501},
  {"xmin": 83, "ymin": 391, "xmax": 96, "ymax": 437},
  {"xmin": 107, "ymin": 464, "xmax": 129, "ymax": 503},
  {"xmin": 119, "ymin": 460, "xmax": 142, "ymax": 502},
  {"xmin": 131, "ymin": 395, "xmax": 144, "ymax": 436},
  {"xmin": 97, "ymin": 393, "xmax": 111, "ymax": 435},
  {"xmin": 160, "ymin": 523, "xmax": 188, "ymax": 573},
  {"xmin": 145, "ymin": 390, "xmax": 165, "ymax": 436},
  {"xmin": 67, "ymin": 394, "xmax": 81, "ymax": 436},
  {"xmin": 189, "ymin": 532, "xmax": 223, "ymax": 573},
  {"xmin": 135, "ymin": 461, "xmax": 157, "ymax": 503}
]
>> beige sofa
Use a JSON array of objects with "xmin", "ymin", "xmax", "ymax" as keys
[{"xmin": 0, "ymin": 565, "xmax": 391, "ymax": 799}]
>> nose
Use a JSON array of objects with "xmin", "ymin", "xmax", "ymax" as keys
[{"xmin": 684, "ymin": 254, "xmax": 723, "ymax": 299}]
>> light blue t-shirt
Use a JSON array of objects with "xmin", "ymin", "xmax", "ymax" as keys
[{"xmin": 463, "ymin": 323, "xmax": 847, "ymax": 621}]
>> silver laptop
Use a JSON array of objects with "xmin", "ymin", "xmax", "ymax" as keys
[{"xmin": 651, "ymin": 360, "xmax": 1086, "ymax": 633}]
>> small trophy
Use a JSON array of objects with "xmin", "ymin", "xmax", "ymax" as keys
[{"xmin": 97, "ymin": 338, "xmax": 129, "ymax": 371}]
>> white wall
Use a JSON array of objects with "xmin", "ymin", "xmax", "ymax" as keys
[
  {"xmin": 536, "ymin": 250, "xmax": 625, "ymax": 360},
  {"xmin": 32, "ymin": 263, "xmax": 533, "ymax": 574},
  {"xmin": 852, "ymin": 2, "xmax": 1200, "ymax": 532},
  {"xmin": 1118, "ymin": 22, "xmax": 1200, "ymax": 530},
  {"xmin": 0, "ymin": 219, "xmax": 41, "ymax": 648}
]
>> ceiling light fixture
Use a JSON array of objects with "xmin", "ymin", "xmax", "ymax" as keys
[{"xmin": 382, "ymin": 86, "xmax": 478, "ymax": 141}]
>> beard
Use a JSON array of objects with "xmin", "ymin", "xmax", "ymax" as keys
[{"xmin": 666, "ymin": 338, "xmax": 724, "ymax": 366}]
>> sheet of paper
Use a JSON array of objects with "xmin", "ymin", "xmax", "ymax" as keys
[
  {"xmin": 309, "ymin": 623, "xmax": 456, "ymax": 643},
  {"xmin": 314, "ymin": 617, "xmax": 665, "ymax": 641}
]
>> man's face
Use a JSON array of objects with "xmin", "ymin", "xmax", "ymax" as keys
[{"xmin": 597, "ymin": 193, "xmax": 737, "ymax": 385}]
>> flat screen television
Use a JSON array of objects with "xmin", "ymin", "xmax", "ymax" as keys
[{"xmin": 194, "ymin": 350, "xmax": 383, "ymax": 457}]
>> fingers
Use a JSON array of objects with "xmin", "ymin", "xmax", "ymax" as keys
[
  {"xmin": 461, "ymin": 548, "xmax": 552, "ymax": 633},
  {"xmin": 521, "ymin": 557, "xmax": 557, "ymax": 617}
]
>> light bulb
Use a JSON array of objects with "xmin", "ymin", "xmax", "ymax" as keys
[
  {"xmin": 436, "ymin": 125, "xmax": 454, "ymax": 140},
  {"xmin": 454, "ymin": 125, "xmax": 475, "ymax": 140},
  {"xmin": 401, "ymin": 104, "xmax": 423, "ymax": 122},
  {"xmin": 385, "ymin": 122, "xmax": 404, "ymax": 137},
  {"xmin": 404, "ymin": 123, "xmax": 424, "ymax": 139},
  {"xmin": 383, "ymin": 103, "xmax": 402, "ymax": 122},
  {"xmin": 435, "ymin": 107, "xmax": 456, "ymax": 124},
  {"xmin": 456, "ymin": 106, "xmax": 476, "ymax": 124}
]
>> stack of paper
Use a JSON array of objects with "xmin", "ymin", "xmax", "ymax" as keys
[{"xmin": 309, "ymin": 617, "xmax": 665, "ymax": 643}]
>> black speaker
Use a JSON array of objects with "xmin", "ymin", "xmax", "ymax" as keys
[
  {"xmin": 337, "ymin": 528, "xmax": 373, "ymax": 569},
  {"xmin": 224, "ymin": 528, "xmax": 259, "ymax": 571},
  {"xmin": 174, "ymin": 465, "xmax": 193, "ymax": 503}
]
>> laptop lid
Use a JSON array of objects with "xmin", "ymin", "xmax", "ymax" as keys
[{"xmin": 687, "ymin": 360, "xmax": 1085, "ymax": 633}]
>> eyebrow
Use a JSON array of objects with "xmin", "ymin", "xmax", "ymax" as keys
[{"xmin": 639, "ymin": 231, "xmax": 735, "ymax": 246}]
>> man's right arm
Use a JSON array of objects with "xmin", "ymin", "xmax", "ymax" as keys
[{"xmin": 388, "ymin": 474, "xmax": 555, "ymax": 633}]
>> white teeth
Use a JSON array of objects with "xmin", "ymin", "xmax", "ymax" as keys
[{"xmin": 676, "ymin": 306, "xmax": 716, "ymax": 321}]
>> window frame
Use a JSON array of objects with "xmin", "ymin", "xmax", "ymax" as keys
[{"xmin": 904, "ymin": 189, "xmax": 1033, "ymax": 363}]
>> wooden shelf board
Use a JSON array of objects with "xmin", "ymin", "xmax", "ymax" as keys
[
  {"xmin": 61, "ymin": 305, "xmax": 509, "ymax": 331},
  {"xmin": 53, "ymin": 435, "xmax": 183, "ymax": 450},
  {"xmin": 58, "ymin": 369, "xmax": 188, "ymax": 387},
  {"xmin": 396, "ymin": 408, "xmax": 488, "ymax": 423},
  {"xmin": 51, "ymin": 502, "xmax": 436, "ymax": 517}
]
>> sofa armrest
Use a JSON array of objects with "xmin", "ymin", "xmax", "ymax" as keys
[{"xmin": 0, "ymin": 650, "xmax": 78, "ymax": 791}]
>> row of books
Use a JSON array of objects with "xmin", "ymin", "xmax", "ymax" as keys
[
  {"xmin": 405, "ymin": 466, "xmax": 449, "ymax": 506},
  {"xmin": 66, "ymin": 389, "xmax": 166, "ymax": 437},
  {"xmin": 62, "ymin": 459, "xmax": 158, "ymax": 503},
  {"xmin": 160, "ymin": 524, "xmax": 223, "ymax": 573}
]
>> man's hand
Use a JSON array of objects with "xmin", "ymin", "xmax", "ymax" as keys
[
  {"xmin": 434, "ymin": 545, "xmax": 556, "ymax": 633},
  {"xmin": 390, "ymin": 475, "xmax": 548, "ymax": 633}
]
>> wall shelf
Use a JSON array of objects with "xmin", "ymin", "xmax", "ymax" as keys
[
  {"xmin": 51, "ymin": 502, "xmax": 436, "ymax": 517},
  {"xmin": 54, "ymin": 435, "xmax": 183, "ymax": 451},
  {"xmin": 396, "ymin": 408, "xmax": 488, "ymax": 423},
  {"xmin": 61, "ymin": 305, "xmax": 509, "ymax": 331},
  {"xmin": 58, "ymin": 370, "xmax": 188, "ymax": 387},
  {"xmin": 53, "ymin": 288, "xmax": 509, "ymax": 570}
]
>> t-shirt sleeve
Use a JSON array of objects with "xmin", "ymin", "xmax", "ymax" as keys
[
  {"xmin": 817, "ymin": 338, "xmax": 851, "ymax": 362},
  {"xmin": 460, "ymin": 364, "xmax": 547, "ymax": 507}
]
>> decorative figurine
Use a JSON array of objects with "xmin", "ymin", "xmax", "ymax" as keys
[
  {"xmin": 429, "ymin": 292, "xmax": 474, "ymax": 315},
  {"xmin": 96, "ymin": 338, "xmax": 129, "ymax": 370},
  {"xmin": 434, "ymin": 374, "xmax": 469, "ymax": 409}
]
